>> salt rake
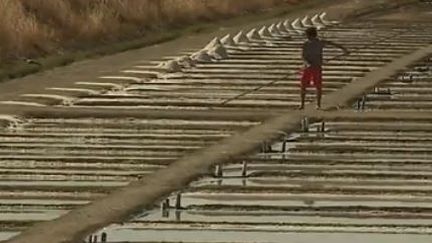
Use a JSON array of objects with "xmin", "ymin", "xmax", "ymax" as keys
[{"xmin": 212, "ymin": 28, "xmax": 413, "ymax": 108}]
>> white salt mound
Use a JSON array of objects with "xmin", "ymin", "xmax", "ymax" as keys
[
  {"xmin": 301, "ymin": 15, "xmax": 313, "ymax": 27},
  {"xmin": 320, "ymin": 12, "xmax": 328, "ymax": 23},
  {"xmin": 284, "ymin": 19, "xmax": 296, "ymax": 32},
  {"xmin": 192, "ymin": 50, "xmax": 213, "ymax": 63},
  {"xmin": 269, "ymin": 24, "xmax": 281, "ymax": 36},
  {"xmin": 320, "ymin": 12, "xmax": 338, "ymax": 25},
  {"xmin": 291, "ymin": 18, "xmax": 303, "ymax": 30},
  {"xmin": 208, "ymin": 44, "xmax": 229, "ymax": 60},
  {"xmin": 258, "ymin": 26, "xmax": 272, "ymax": 38},
  {"xmin": 233, "ymin": 31, "xmax": 249, "ymax": 44},
  {"xmin": 246, "ymin": 28, "xmax": 261, "ymax": 40},
  {"xmin": 177, "ymin": 56, "xmax": 196, "ymax": 68},
  {"xmin": 312, "ymin": 14, "xmax": 325, "ymax": 27},
  {"xmin": 283, "ymin": 19, "xmax": 291, "ymax": 28},
  {"xmin": 159, "ymin": 60, "xmax": 182, "ymax": 73},
  {"xmin": 205, "ymin": 37, "xmax": 223, "ymax": 50},
  {"xmin": 221, "ymin": 34, "xmax": 235, "ymax": 46},
  {"xmin": 276, "ymin": 22, "xmax": 288, "ymax": 34}
]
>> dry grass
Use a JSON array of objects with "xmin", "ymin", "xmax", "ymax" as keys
[{"xmin": 0, "ymin": 0, "xmax": 294, "ymax": 62}]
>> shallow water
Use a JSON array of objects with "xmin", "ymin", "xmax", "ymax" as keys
[
  {"xmin": 180, "ymin": 192, "xmax": 432, "ymax": 208},
  {"xmin": 100, "ymin": 228, "xmax": 432, "ymax": 243},
  {"xmin": 139, "ymin": 209, "xmax": 432, "ymax": 225}
]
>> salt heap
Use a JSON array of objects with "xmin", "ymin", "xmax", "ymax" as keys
[
  {"xmin": 191, "ymin": 50, "xmax": 213, "ymax": 63},
  {"xmin": 233, "ymin": 31, "xmax": 250, "ymax": 44},
  {"xmin": 284, "ymin": 19, "xmax": 296, "ymax": 32},
  {"xmin": 268, "ymin": 24, "xmax": 282, "ymax": 36},
  {"xmin": 311, "ymin": 13, "xmax": 325, "ymax": 28},
  {"xmin": 291, "ymin": 18, "xmax": 303, "ymax": 30},
  {"xmin": 301, "ymin": 15, "xmax": 313, "ymax": 27},
  {"xmin": 246, "ymin": 28, "xmax": 261, "ymax": 40},
  {"xmin": 276, "ymin": 22, "xmax": 289, "ymax": 34},
  {"xmin": 258, "ymin": 26, "xmax": 272, "ymax": 38},
  {"xmin": 208, "ymin": 44, "xmax": 229, "ymax": 60},
  {"xmin": 320, "ymin": 12, "xmax": 339, "ymax": 25},
  {"xmin": 158, "ymin": 60, "xmax": 182, "ymax": 73},
  {"xmin": 205, "ymin": 37, "xmax": 223, "ymax": 50},
  {"xmin": 221, "ymin": 34, "xmax": 236, "ymax": 46},
  {"xmin": 177, "ymin": 56, "xmax": 196, "ymax": 68}
]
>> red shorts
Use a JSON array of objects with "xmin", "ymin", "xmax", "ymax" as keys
[{"xmin": 300, "ymin": 66, "xmax": 322, "ymax": 89}]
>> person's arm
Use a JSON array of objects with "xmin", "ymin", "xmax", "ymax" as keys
[{"xmin": 323, "ymin": 40, "xmax": 349, "ymax": 55}]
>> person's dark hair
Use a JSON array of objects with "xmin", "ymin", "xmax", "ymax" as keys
[{"xmin": 305, "ymin": 27, "xmax": 318, "ymax": 39}]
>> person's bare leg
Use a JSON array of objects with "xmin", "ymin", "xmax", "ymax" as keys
[
  {"xmin": 300, "ymin": 87, "xmax": 306, "ymax": 109},
  {"xmin": 316, "ymin": 87, "xmax": 322, "ymax": 109}
]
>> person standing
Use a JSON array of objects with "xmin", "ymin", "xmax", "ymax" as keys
[{"xmin": 300, "ymin": 27, "xmax": 349, "ymax": 109}]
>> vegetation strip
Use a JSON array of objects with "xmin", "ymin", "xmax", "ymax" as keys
[{"xmin": 0, "ymin": 0, "xmax": 323, "ymax": 83}]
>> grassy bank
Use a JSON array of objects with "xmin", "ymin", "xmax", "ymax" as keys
[{"xmin": 0, "ymin": 0, "xmax": 308, "ymax": 81}]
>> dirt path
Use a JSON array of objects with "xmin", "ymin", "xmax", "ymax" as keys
[{"xmin": 0, "ymin": 0, "xmax": 381, "ymax": 110}]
